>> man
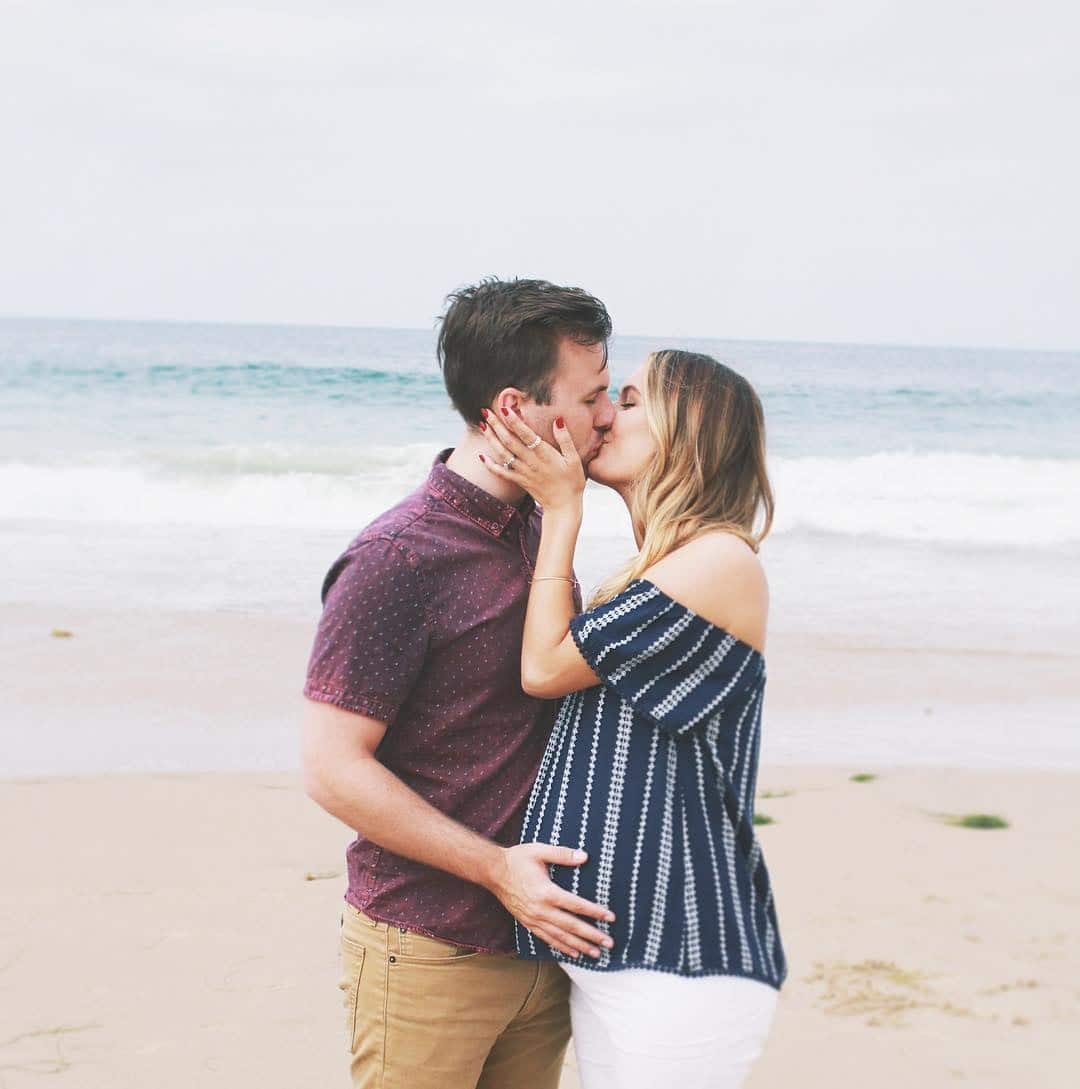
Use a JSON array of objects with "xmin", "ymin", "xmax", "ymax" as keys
[{"xmin": 302, "ymin": 278, "xmax": 618, "ymax": 1089}]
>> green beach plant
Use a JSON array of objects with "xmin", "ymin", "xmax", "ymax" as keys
[{"xmin": 944, "ymin": 813, "xmax": 1009, "ymax": 830}]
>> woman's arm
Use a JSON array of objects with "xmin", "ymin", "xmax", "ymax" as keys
[
  {"xmin": 520, "ymin": 505, "xmax": 601, "ymax": 698},
  {"xmin": 479, "ymin": 409, "xmax": 601, "ymax": 698}
]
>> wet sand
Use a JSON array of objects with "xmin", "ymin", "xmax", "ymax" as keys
[{"xmin": 2, "ymin": 603, "xmax": 1077, "ymax": 777}]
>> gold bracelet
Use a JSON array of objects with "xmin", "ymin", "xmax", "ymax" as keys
[{"xmin": 531, "ymin": 576, "xmax": 578, "ymax": 585}]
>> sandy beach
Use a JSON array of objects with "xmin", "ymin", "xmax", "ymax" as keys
[
  {"xmin": 2, "ymin": 604, "xmax": 1079, "ymax": 1087},
  {"xmin": 2, "ymin": 767, "xmax": 1077, "ymax": 1088}
]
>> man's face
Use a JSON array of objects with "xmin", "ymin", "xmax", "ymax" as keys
[{"xmin": 525, "ymin": 338, "xmax": 615, "ymax": 473}]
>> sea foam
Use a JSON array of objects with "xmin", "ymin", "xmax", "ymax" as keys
[{"xmin": 2, "ymin": 446, "xmax": 1076, "ymax": 548}]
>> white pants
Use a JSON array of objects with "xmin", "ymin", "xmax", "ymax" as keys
[{"xmin": 562, "ymin": 964, "xmax": 778, "ymax": 1089}]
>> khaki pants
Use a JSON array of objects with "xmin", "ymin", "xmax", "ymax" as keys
[{"xmin": 339, "ymin": 903, "xmax": 571, "ymax": 1089}]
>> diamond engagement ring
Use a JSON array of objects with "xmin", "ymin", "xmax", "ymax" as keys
[
  {"xmin": 525, "ymin": 436, "xmax": 542, "ymax": 450},
  {"xmin": 504, "ymin": 456, "xmax": 516, "ymax": 470}
]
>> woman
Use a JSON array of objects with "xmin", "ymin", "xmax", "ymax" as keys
[{"xmin": 479, "ymin": 349, "xmax": 786, "ymax": 1089}]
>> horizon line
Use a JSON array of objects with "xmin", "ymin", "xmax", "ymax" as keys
[{"xmin": 0, "ymin": 311, "xmax": 1077, "ymax": 358}]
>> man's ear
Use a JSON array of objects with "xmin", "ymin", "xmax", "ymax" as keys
[{"xmin": 494, "ymin": 388, "xmax": 528, "ymax": 417}]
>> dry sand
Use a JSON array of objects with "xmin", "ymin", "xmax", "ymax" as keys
[{"xmin": 1, "ymin": 767, "xmax": 1077, "ymax": 1088}]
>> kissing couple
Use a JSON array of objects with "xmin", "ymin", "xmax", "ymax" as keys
[{"xmin": 303, "ymin": 277, "xmax": 786, "ymax": 1089}]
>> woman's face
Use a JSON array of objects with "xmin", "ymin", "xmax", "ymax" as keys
[{"xmin": 588, "ymin": 360, "xmax": 657, "ymax": 491}]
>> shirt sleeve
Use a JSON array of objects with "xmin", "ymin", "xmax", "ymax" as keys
[
  {"xmin": 569, "ymin": 581, "xmax": 764, "ymax": 738},
  {"xmin": 303, "ymin": 537, "xmax": 430, "ymax": 726}
]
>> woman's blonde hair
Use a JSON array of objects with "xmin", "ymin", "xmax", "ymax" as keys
[{"xmin": 590, "ymin": 350, "xmax": 774, "ymax": 607}]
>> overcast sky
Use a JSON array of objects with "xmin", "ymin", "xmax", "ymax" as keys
[{"xmin": 2, "ymin": 1, "xmax": 1078, "ymax": 349}]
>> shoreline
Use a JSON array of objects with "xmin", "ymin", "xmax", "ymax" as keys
[{"xmin": 4, "ymin": 511, "xmax": 1080, "ymax": 654}]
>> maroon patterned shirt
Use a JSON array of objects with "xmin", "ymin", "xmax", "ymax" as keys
[{"xmin": 303, "ymin": 449, "xmax": 578, "ymax": 954}]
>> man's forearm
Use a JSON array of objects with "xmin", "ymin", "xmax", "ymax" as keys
[
  {"xmin": 304, "ymin": 705, "xmax": 613, "ymax": 959},
  {"xmin": 313, "ymin": 754, "xmax": 507, "ymax": 895}
]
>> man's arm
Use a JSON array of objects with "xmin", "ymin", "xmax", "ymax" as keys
[{"xmin": 301, "ymin": 698, "xmax": 614, "ymax": 959}]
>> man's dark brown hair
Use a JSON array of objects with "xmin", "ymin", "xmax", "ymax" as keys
[{"xmin": 437, "ymin": 277, "xmax": 612, "ymax": 425}]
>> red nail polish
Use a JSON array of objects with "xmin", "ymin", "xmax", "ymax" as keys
[
  {"xmin": 482, "ymin": 407, "xmax": 491, "ymax": 418},
  {"xmin": 478, "ymin": 453, "xmax": 485, "ymax": 462},
  {"xmin": 501, "ymin": 406, "xmax": 509, "ymax": 416},
  {"xmin": 479, "ymin": 420, "xmax": 487, "ymax": 431},
  {"xmin": 555, "ymin": 416, "xmax": 564, "ymax": 428}
]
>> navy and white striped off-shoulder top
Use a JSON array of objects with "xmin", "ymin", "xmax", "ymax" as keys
[{"xmin": 515, "ymin": 579, "xmax": 787, "ymax": 988}]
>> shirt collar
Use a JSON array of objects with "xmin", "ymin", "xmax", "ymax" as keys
[{"xmin": 427, "ymin": 449, "xmax": 536, "ymax": 538}]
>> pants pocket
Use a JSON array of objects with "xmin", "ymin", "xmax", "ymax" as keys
[
  {"xmin": 396, "ymin": 927, "xmax": 481, "ymax": 964},
  {"xmin": 339, "ymin": 934, "xmax": 367, "ymax": 1054}
]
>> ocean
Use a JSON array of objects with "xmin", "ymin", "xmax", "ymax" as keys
[
  {"xmin": 2, "ymin": 317, "xmax": 1077, "ymax": 609},
  {"xmin": 2, "ymin": 317, "xmax": 1077, "ymax": 773}
]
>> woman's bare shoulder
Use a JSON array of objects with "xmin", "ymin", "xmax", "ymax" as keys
[{"xmin": 641, "ymin": 531, "xmax": 768, "ymax": 649}]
